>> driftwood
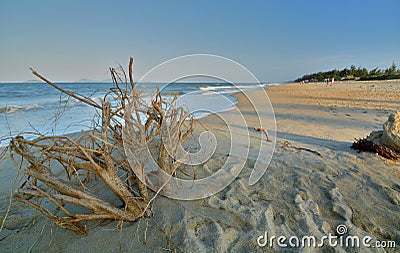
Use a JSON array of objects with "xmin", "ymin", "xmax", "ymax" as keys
[
  {"xmin": 253, "ymin": 127, "xmax": 323, "ymax": 157},
  {"xmin": 280, "ymin": 141, "xmax": 323, "ymax": 157},
  {"xmin": 351, "ymin": 138, "xmax": 400, "ymax": 161},
  {"xmin": 9, "ymin": 57, "xmax": 194, "ymax": 235},
  {"xmin": 254, "ymin": 127, "xmax": 271, "ymax": 142}
]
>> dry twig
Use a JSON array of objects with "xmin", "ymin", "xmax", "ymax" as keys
[
  {"xmin": 254, "ymin": 127, "xmax": 271, "ymax": 142},
  {"xmin": 280, "ymin": 140, "xmax": 323, "ymax": 157}
]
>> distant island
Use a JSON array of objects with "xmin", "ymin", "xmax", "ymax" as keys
[
  {"xmin": 295, "ymin": 62, "xmax": 400, "ymax": 83},
  {"xmin": 25, "ymin": 79, "xmax": 42, "ymax": 83}
]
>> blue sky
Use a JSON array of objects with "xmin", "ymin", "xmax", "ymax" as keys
[{"xmin": 0, "ymin": 0, "xmax": 399, "ymax": 82}]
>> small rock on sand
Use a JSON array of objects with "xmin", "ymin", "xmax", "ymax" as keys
[
  {"xmin": 366, "ymin": 111, "xmax": 400, "ymax": 152},
  {"xmin": 381, "ymin": 111, "xmax": 400, "ymax": 152}
]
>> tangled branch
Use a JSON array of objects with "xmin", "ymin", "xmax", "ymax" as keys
[{"xmin": 9, "ymin": 57, "xmax": 194, "ymax": 235}]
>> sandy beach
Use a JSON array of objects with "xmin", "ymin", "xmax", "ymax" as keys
[{"xmin": 1, "ymin": 80, "xmax": 399, "ymax": 252}]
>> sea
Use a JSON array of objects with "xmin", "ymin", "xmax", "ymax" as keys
[{"xmin": 0, "ymin": 82, "xmax": 271, "ymax": 146}]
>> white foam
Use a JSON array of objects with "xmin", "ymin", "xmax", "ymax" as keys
[{"xmin": 0, "ymin": 104, "xmax": 43, "ymax": 114}]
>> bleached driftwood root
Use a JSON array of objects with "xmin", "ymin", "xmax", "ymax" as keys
[{"xmin": 9, "ymin": 57, "xmax": 194, "ymax": 235}]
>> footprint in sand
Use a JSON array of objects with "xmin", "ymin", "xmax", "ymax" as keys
[{"xmin": 329, "ymin": 187, "xmax": 353, "ymax": 221}]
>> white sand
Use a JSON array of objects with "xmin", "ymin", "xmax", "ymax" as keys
[{"xmin": 0, "ymin": 80, "xmax": 399, "ymax": 252}]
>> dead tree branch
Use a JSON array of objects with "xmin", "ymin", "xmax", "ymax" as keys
[{"xmin": 10, "ymin": 58, "xmax": 195, "ymax": 235}]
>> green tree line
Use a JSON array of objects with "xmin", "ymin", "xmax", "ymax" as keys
[{"xmin": 295, "ymin": 62, "xmax": 400, "ymax": 82}]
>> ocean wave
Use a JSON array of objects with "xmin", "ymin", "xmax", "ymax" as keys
[
  {"xmin": 199, "ymin": 83, "xmax": 269, "ymax": 92},
  {"xmin": 0, "ymin": 99, "xmax": 94, "ymax": 114},
  {"xmin": 0, "ymin": 104, "xmax": 43, "ymax": 114}
]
